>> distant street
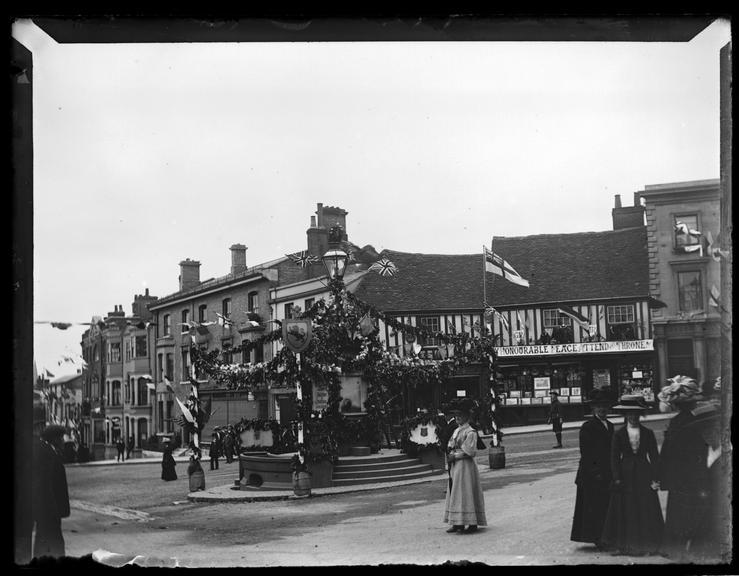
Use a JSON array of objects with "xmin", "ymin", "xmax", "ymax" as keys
[{"xmin": 55, "ymin": 420, "xmax": 724, "ymax": 567}]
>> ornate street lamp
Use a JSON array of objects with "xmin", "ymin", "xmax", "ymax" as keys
[{"xmin": 322, "ymin": 225, "xmax": 349, "ymax": 285}]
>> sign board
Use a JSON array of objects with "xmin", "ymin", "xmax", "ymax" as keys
[
  {"xmin": 313, "ymin": 383, "xmax": 329, "ymax": 412},
  {"xmin": 495, "ymin": 339, "xmax": 654, "ymax": 357},
  {"xmin": 593, "ymin": 369, "xmax": 611, "ymax": 389},
  {"xmin": 282, "ymin": 319, "xmax": 313, "ymax": 353},
  {"xmin": 534, "ymin": 377, "xmax": 551, "ymax": 390},
  {"xmin": 456, "ymin": 390, "xmax": 467, "ymax": 397}
]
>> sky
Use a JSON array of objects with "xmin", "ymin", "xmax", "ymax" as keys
[{"xmin": 13, "ymin": 18, "xmax": 730, "ymax": 376}]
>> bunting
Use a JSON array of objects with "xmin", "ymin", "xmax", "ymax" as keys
[
  {"xmin": 286, "ymin": 251, "xmax": 320, "ymax": 268},
  {"xmin": 706, "ymin": 231, "xmax": 730, "ymax": 262},
  {"xmin": 368, "ymin": 258, "xmax": 398, "ymax": 277},
  {"xmin": 674, "ymin": 220, "xmax": 702, "ymax": 237},
  {"xmin": 214, "ymin": 312, "xmax": 234, "ymax": 327},
  {"xmin": 557, "ymin": 304, "xmax": 590, "ymax": 329}
]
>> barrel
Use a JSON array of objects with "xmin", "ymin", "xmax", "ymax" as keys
[
  {"xmin": 488, "ymin": 445, "xmax": 506, "ymax": 469},
  {"xmin": 292, "ymin": 471, "xmax": 312, "ymax": 497}
]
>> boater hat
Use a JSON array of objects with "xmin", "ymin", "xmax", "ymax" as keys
[{"xmin": 612, "ymin": 394, "xmax": 649, "ymax": 412}]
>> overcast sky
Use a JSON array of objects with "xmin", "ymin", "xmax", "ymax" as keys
[{"xmin": 13, "ymin": 18, "xmax": 730, "ymax": 375}]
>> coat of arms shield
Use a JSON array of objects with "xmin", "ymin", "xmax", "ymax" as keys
[{"xmin": 282, "ymin": 318, "xmax": 313, "ymax": 353}]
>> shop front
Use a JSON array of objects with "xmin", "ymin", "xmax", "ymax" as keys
[{"xmin": 493, "ymin": 340, "xmax": 656, "ymax": 426}]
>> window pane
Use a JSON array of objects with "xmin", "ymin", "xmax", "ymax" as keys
[
  {"xmin": 199, "ymin": 305, "xmax": 207, "ymax": 323},
  {"xmin": 678, "ymin": 271, "xmax": 703, "ymax": 312},
  {"xmin": 607, "ymin": 305, "xmax": 634, "ymax": 324}
]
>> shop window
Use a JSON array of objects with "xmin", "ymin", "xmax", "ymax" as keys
[
  {"xmin": 677, "ymin": 271, "xmax": 703, "ymax": 312},
  {"xmin": 674, "ymin": 214, "xmax": 700, "ymax": 249},
  {"xmin": 617, "ymin": 363, "xmax": 654, "ymax": 402},
  {"xmin": 198, "ymin": 304, "xmax": 207, "ymax": 323},
  {"xmin": 418, "ymin": 316, "xmax": 441, "ymax": 346}
]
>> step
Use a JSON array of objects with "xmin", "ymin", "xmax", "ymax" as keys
[
  {"xmin": 333, "ymin": 463, "xmax": 432, "ymax": 480},
  {"xmin": 333, "ymin": 458, "xmax": 424, "ymax": 473},
  {"xmin": 349, "ymin": 446, "xmax": 371, "ymax": 457},
  {"xmin": 331, "ymin": 469, "xmax": 442, "ymax": 487},
  {"xmin": 336, "ymin": 453, "xmax": 410, "ymax": 465}
]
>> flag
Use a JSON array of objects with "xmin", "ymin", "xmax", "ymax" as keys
[
  {"xmin": 286, "ymin": 251, "xmax": 320, "ymax": 268},
  {"xmin": 706, "ymin": 231, "xmax": 730, "ymax": 262},
  {"xmin": 487, "ymin": 307, "xmax": 509, "ymax": 331},
  {"xmin": 484, "ymin": 247, "xmax": 529, "ymax": 288},
  {"xmin": 557, "ymin": 304, "xmax": 590, "ymax": 329},
  {"xmin": 709, "ymin": 285, "xmax": 720, "ymax": 308},
  {"xmin": 368, "ymin": 258, "xmax": 398, "ymax": 277},
  {"xmin": 214, "ymin": 312, "xmax": 233, "ymax": 327}
]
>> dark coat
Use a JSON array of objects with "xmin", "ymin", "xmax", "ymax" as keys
[
  {"xmin": 161, "ymin": 448, "xmax": 177, "ymax": 481},
  {"xmin": 659, "ymin": 408, "xmax": 720, "ymax": 559},
  {"xmin": 548, "ymin": 399, "xmax": 563, "ymax": 431},
  {"xmin": 32, "ymin": 438, "xmax": 70, "ymax": 523},
  {"xmin": 600, "ymin": 424, "xmax": 664, "ymax": 554},
  {"xmin": 571, "ymin": 417, "xmax": 614, "ymax": 543}
]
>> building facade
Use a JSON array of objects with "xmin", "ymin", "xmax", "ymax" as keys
[{"xmin": 639, "ymin": 179, "xmax": 722, "ymax": 388}]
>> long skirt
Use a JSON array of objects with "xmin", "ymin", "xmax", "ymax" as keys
[
  {"xmin": 571, "ymin": 482, "xmax": 610, "ymax": 543},
  {"xmin": 161, "ymin": 464, "xmax": 177, "ymax": 481},
  {"xmin": 443, "ymin": 458, "xmax": 487, "ymax": 526},
  {"xmin": 662, "ymin": 489, "xmax": 717, "ymax": 559},
  {"xmin": 601, "ymin": 486, "xmax": 663, "ymax": 554}
]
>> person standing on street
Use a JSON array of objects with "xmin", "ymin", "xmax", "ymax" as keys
[
  {"xmin": 223, "ymin": 428, "xmax": 234, "ymax": 464},
  {"xmin": 126, "ymin": 435, "xmax": 135, "ymax": 460},
  {"xmin": 32, "ymin": 424, "xmax": 70, "ymax": 558},
  {"xmin": 443, "ymin": 398, "xmax": 487, "ymax": 534},
  {"xmin": 188, "ymin": 447, "xmax": 206, "ymax": 492},
  {"xmin": 600, "ymin": 395, "xmax": 663, "ymax": 556},
  {"xmin": 547, "ymin": 391, "xmax": 564, "ymax": 448},
  {"xmin": 161, "ymin": 443, "xmax": 177, "ymax": 481},
  {"xmin": 210, "ymin": 430, "xmax": 221, "ymax": 470},
  {"xmin": 116, "ymin": 438, "xmax": 125, "ymax": 462},
  {"xmin": 657, "ymin": 375, "xmax": 722, "ymax": 562},
  {"xmin": 570, "ymin": 388, "xmax": 614, "ymax": 547}
]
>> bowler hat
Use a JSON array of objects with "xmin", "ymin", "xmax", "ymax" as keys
[
  {"xmin": 588, "ymin": 388, "xmax": 612, "ymax": 406},
  {"xmin": 549, "ymin": 390, "xmax": 559, "ymax": 397},
  {"xmin": 612, "ymin": 394, "xmax": 649, "ymax": 412}
]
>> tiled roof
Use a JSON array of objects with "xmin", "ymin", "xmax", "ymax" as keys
[{"xmin": 352, "ymin": 227, "xmax": 649, "ymax": 312}]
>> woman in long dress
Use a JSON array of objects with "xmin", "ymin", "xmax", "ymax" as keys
[
  {"xmin": 161, "ymin": 443, "xmax": 177, "ymax": 481},
  {"xmin": 600, "ymin": 395, "xmax": 663, "ymax": 555},
  {"xmin": 443, "ymin": 398, "xmax": 487, "ymax": 534}
]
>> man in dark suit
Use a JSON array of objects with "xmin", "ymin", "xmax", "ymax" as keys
[
  {"xmin": 570, "ymin": 388, "xmax": 614, "ymax": 547},
  {"xmin": 32, "ymin": 425, "xmax": 70, "ymax": 558}
]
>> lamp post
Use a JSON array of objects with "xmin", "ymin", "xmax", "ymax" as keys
[{"xmin": 322, "ymin": 225, "xmax": 349, "ymax": 293}]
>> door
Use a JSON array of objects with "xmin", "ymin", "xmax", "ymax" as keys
[{"xmin": 276, "ymin": 395, "xmax": 296, "ymax": 425}]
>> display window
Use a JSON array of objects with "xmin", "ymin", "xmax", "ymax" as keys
[{"xmin": 617, "ymin": 362, "xmax": 655, "ymax": 402}]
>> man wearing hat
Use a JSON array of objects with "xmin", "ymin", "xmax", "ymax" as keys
[
  {"xmin": 600, "ymin": 395, "xmax": 663, "ymax": 556},
  {"xmin": 546, "ymin": 390, "xmax": 564, "ymax": 448},
  {"xmin": 570, "ymin": 388, "xmax": 614, "ymax": 547},
  {"xmin": 657, "ymin": 375, "xmax": 722, "ymax": 561},
  {"xmin": 32, "ymin": 424, "xmax": 70, "ymax": 558}
]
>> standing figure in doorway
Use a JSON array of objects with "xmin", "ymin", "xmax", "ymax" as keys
[
  {"xmin": 600, "ymin": 395, "xmax": 663, "ymax": 556},
  {"xmin": 571, "ymin": 388, "xmax": 615, "ymax": 547},
  {"xmin": 126, "ymin": 435, "xmax": 134, "ymax": 460},
  {"xmin": 547, "ymin": 391, "xmax": 564, "ymax": 448},
  {"xmin": 209, "ymin": 430, "xmax": 221, "ymax": 471},
  {"xmin": 443, "ymin": 398, "xmax": 487, "ymax": 534}
]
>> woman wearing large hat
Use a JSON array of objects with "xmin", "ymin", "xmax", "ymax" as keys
[
  {"xmin": 442, "ymin": 398, "xmax": 487, "ymax": 534},
  {"xmin": 599, "ymin": 395, "xmax": 664, "ymax": 556},
  {"xmin": 570, "ymin": 388, "xmax": 615, "ymax": 547},
  {"xmin": 657, "ymin": 375, "xmax": 722, "ymax": 561}
]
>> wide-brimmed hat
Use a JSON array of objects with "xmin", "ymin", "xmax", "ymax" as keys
[
  {"xmin": 447, "ymin": 398, "xmax": 474, "ymax": 415},
  {"xmin": 612, "ymin": 394, "xmax": 649, "ymax": 412},
  {"xmin": 658, "ymin": 375, "xmax": 704, "ymax": 406},
  {"xmin": 587, "ymin": 388, "xmax": 613, "ymax": 407},
  {"xmin": 549, "ymin": 390, "xmax": 559, "ymax": 397}
]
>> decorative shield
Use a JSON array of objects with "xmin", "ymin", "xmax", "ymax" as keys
[{"xmin": 282, "ymin": 318, "xmax": 313, "ymax": 353}]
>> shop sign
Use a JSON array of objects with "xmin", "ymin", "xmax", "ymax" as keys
[
  {"xmin": 495, "ymin": 339, "xmax": 653, "ymax": 357},
  {"xmin": 533, "ymin": 377, "xmax": 551, "ymax": 390},
  {"xmin": 313, "ymin": 383, "xmax": 329, "ymax": 412}
]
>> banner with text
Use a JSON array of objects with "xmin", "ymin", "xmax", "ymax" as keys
[{"xmin": 495, "ymin": 340, "xmax": 654, "ymax": 357}]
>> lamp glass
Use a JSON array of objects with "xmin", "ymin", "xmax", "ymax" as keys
[{"xmin": 322, "ymin": 249, "xmax": 348, "ymax": 281}]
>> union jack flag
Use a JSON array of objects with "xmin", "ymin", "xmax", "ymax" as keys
[
  {"xmin": 286, "ymin": 251, "xmax": 320, "ymax": 268},
  {"xmin": 368, "ymin": 258, "xmax": 398, "ymax": 277}
]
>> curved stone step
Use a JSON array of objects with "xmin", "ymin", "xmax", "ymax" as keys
[
  {"xmin": 333, "ymin": 463, "xmax": 432, "ymax": 480},
  {"xmin": 337, "ymin": 453, "xmax": 410, "ymax": 465},
  {"xmin": 332, "ymin": 469, "xmax": 442, "ymax": 486},
  {"xmin": 333, "ymin": 458, "xmax": 425, "ymax": 473}
]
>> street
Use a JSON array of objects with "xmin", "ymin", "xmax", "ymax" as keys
[{"xmin": 54, "ymin": 420, "xmax": 718, "ymax": 567}]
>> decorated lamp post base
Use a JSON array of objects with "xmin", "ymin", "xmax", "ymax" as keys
[{"xmin": 488, "ymin": 445, "xmax": 506, "ymax": 469}]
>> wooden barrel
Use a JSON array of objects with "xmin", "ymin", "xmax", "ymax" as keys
[
  {"xmin": 488, "ymin": 445, "xmax": 506, "ymax": 470},
  {"xmin": 292, "ymin": 471, "xmax": 312, "ymax": 497}
]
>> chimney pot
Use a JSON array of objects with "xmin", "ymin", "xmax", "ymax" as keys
[
  {"xmin": 614, "ymin": 194, "xmax": 622, "ymax": 209},
  {"xmin": 230, "ymin": 244, "xmax": 248, "ymax": 275},
  {"xmin": 310, "ymin": 215, "xmax": 316, "ymax": 228}
]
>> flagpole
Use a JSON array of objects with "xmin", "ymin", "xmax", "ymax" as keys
[{"xmin": 482, "ymin": 244, "xmax": 487, "ymax": 314}]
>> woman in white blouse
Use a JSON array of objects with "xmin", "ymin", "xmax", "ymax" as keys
[{"xmin": 443, "ymin": 398, "xmax": 487, "ymax": 534}]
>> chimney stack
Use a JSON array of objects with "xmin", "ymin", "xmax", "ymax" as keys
[
  {"xmin": 614, "ymin": 194, "xmax": 622, "ymax": 209},
  {"xmin": 179, "ymin": 259, "xmax": 201, "ymax": 291},
  {"xmin": 230, "ymin": 244, "xmax": 248, "ymax": 275},
  {"xmin": 612, "ymin": 192, "xmax": 645, "ymax": 230}
]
